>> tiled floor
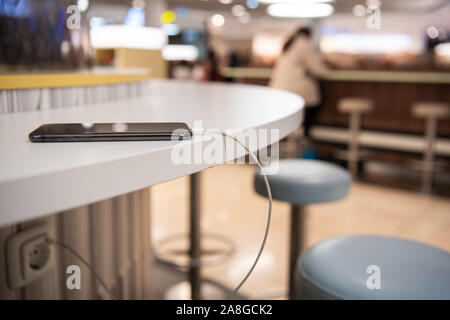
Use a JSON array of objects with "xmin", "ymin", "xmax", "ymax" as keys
[{"xmin": 151, "ymin": 164, "xmax": 450, "ymax": 298}]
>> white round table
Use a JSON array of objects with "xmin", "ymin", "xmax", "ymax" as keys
[{"xmin": 0, "ymin": 80, "xmax": 303, "ymax": 227}]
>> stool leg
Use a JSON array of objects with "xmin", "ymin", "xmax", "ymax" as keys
[
  {"xmin": 288, "ymin": 205, "xmax": 306, "ymax": 300},
  {"xmin": 422, "ymin": 117, "xmax": 437, "ymax": 193},
  {"xmin": 348, "ymin": 112, "xmax": 361, "ymax": 177},
  {"xmin": 189, "ymin": 173, "xmax": 201, "ymax": 300}
]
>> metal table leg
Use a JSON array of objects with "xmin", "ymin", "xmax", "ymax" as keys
[
  {"xmin": 153, "ymin": 171, "xmax": 237, "ymax": 300},
  {"xmin": 189, "ymin": 173, "xmax": 201, "ymax": 300},
  {"xmin": 288, "ymin": 205, "xmax": 305, "ymax": 300}
]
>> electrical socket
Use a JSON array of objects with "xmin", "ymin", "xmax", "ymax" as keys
[{"xmin": 6, "ymin": 223, "xmax": 54, "ymax": 289}]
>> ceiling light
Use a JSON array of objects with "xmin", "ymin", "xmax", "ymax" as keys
[
  {"xmin": 260, "ymin": 0, "xmax": 334, "ymax": 3},
  {"xmin": 352, "ymin": 4, "xmax": 366, "ymax": 17},
  {"xmin": 77, "ymin": 0, "xmax": 89, "ymax": 12},
  {"xmin": 211, "ymin": 14, "xmax": 225, "ymax": 27},
  {"xmin": 90, "ymin": 25, "xmax": 167, "ymax": 50},
  {"xmin": 232, "ymin": 4, "xmax": 246, "ymax": 17},
  {"xmin": 219, "ymin": 0, "xmax": 234, "ymax": 4},
  {"xmin": 267, "ymin": 3, "xmax": 334, "ymax": 18}
]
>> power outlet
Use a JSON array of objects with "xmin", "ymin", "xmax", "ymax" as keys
[{"xmin": 6, "ymin": 223, "xmax": 54, "ymax": 289}]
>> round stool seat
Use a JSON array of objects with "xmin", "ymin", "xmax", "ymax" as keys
[
  {"xmin": 338, "ymin": 98, "xmax": 373, "ymax": 114},
  {"xmin": 254, "ymin": 160, "xmax": 351, "ymax": 205},
  {"xmin": 298, "ymin": 235, "xmax": 450, "ymax": 300},
  {"xmin": 412, "ymin": 102, "xmax": 449, "ymax": 119}
]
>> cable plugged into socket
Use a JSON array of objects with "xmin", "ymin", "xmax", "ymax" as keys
[{"xmin": 6, "ymin": 223, "xmax": 54, "ymax": 289}]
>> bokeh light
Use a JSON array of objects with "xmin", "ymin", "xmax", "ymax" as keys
[
  {"xmin": 160, "ymin": 10, "xmax": 176, "ymax": 25},
  {"xmin": 211, "ymin": 14, "xmax": 225, "ymax": 27}
]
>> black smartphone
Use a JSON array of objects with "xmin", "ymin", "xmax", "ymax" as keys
[{"xmin": 28, "ymin": 122, "xmax": 192, "ymax": 142}]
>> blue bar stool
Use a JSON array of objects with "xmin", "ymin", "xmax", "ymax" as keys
[
  {"xmin": 297, "ymin": 235, "xmax": 450, "ymax": 299},
  {"xmin": 254, "ymin": 159, "xmax": 351, "ymax": 299}
]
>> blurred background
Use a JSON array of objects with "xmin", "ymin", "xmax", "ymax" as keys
[
  {"xmin": 1, "ymin": 0, "xmax": 450, "ymax": 71},
  {"xmin": 0, "ymin": 0, "xmax": 449, "ymax": 300},
  {"xmin": 3, "ymin": 0, "xmax": 448, "ymax": 192}
]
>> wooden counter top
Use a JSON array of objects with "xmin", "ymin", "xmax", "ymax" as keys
[
  {"xmin": 221, "ymin": 67, "xmax": 450, "ymax": 84},
  {"xmin": 323, "ymin": 70, "xmax": 450, "ymax": 84},
  {"xmin": 0, "ymin": 68, "xmax": 151, "ymax": 90}
]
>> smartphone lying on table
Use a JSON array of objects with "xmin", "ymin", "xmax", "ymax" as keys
[{"xmin": 28, "ymin": 122, "xmax": 192, "ymax": 142}]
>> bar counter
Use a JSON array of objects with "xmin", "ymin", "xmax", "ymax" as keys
[
  {"xmin": 222, "ymin": 67, "xmax": 450, "ymax": 84},
  {"xmin": 221, "ymin": 67, "xmax": 450, "ymax": 136}
]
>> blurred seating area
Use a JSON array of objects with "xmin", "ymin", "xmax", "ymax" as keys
[{"xmin": 0, "ymin": 0, "xmax": 449, "ymax": 301}]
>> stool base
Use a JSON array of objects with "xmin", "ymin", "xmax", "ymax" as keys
[
  {"xmin": 153, "ymin": 232, "xmax": 235, "ymax": 268},
  {"xmin": 164, "ymin": 280, "xmax": 242, "ymax": 300}
]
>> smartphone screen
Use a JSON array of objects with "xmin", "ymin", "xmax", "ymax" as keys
[{"xmin": 28, "ymin": 123, "xmax": 192, "ymax": 142}]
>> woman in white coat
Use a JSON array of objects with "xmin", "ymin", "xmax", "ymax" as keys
[{"xmin": 270, "ymin": 27, "xmax": 328, "ymax": 137}]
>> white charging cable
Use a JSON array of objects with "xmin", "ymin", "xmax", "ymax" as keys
[
  {"xmin": 42, "ymin": 129, "xmax": 273, "ymax": 300},
  {"xmin": 201, "ymin": 129, "xmax": 273, "ymax": 296}
]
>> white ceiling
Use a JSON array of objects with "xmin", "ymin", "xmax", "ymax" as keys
[
  {"xmin": 92, "ymin": 0, "xmax": 450, "ymax": 40},
  {"xmin": 167, "ymin": 0, "xmax": 450, "ymax": 14}
]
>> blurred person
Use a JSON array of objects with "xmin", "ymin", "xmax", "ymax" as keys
[{"xmin": 270, "ymin": 27, "xmax": 328, "ymax": 137}]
